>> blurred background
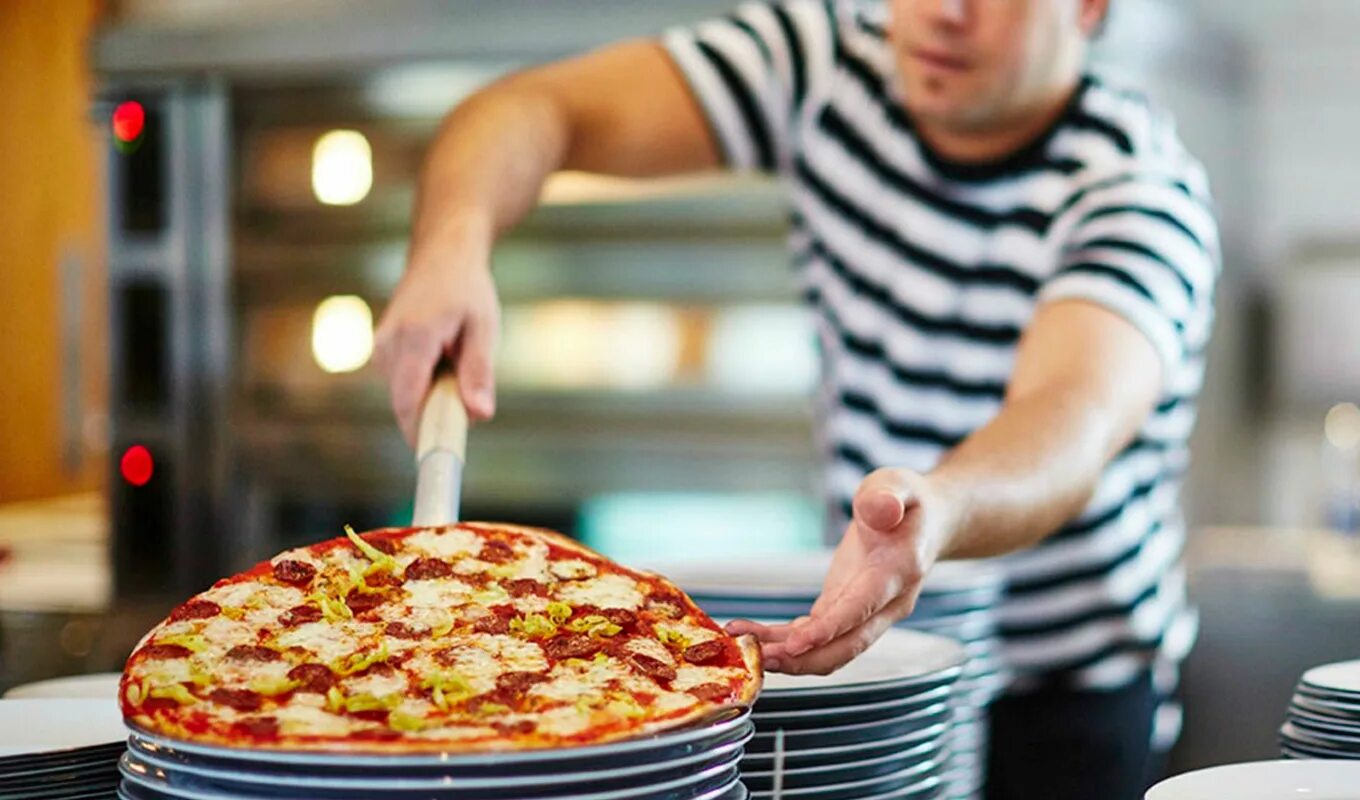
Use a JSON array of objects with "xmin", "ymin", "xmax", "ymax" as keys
[{"xmin": 1, "ymin": 0, "xmax": 1358, "ymax": 776}]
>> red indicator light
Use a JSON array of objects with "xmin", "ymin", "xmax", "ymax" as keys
[
  {"xmin": 112, "ymin": 101, "xmax": 145, "ymax": 143},
  {"xmin": 120, "ymin": 445, "xmax": 154, "ymax": 487}
]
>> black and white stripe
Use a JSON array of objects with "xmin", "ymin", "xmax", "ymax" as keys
[{"xmin": 665, "ymin": 0, "xmax": 1219, "ymax": 693}]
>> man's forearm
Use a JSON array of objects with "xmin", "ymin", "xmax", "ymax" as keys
[
  {"xmin": 409, "ymin": 78, "xmax": 571, "ymax": 265},
  {"xmin": 930, "ymin": 382, "xmax": 1127, "ymax": 560},
  {"xmin": 926, "ymin": 302, "xmax": 1164, "ymax": 560}
]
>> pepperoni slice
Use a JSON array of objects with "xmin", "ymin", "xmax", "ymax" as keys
[
  {"xmin": 496, "ymin": 671, "xmax": 548, "ymax": 693},
  {"xmin": 628, "ymin": 654, "xmax": 677, "ymax": 683},
  {"xmin": 479, "ymin": 540, "xmax": 514, "ymax": 563},
  {"xmin": 271, "ymin": 559, "xmax": 316, "ymax": 586},
  {"xmin": 287, "ymin": 664, "xmax": 336, "ymax": 694},
  {"xmin": 362, "ymin": 570, "xmax": 401, "ymax": 588},
  {"xmin": 682, "ymin": 640, "xmax": 725, "ymax": 665},
  {"xmin": 492, "ymin": 720, "xmax": 535, "ymax": 735},
  {"xmin": 170, "ymin": 600, "xmax": 221, "ymax": 622},
  {"xmin": 403, "ymin": 558, "xmax": 452, "ymax": 581},
  {"xmin": 345, "ymin": 589, "xmax": 390, "ymax": 615},
  {"xmin": 238, "ymin": 717, "xmax": 279, "ymax": 738},
  {"xmin": 279, "ymin": 604, "xmax": 321, "ymax": 627},
  {"xmin": 140, "ymin": 643, "xmax": 192, "ymax": 660},
  {"xmin": 687, "ymin": 682, "xmax": 730, "ymax": 702},
  {"xmin": 209, "ymin": 688, "xmax": 263, "ymax": 712},
  {"xmin": 602, "ymin": 608, "xmax": 637, "ymax": 629},
  {"xmin": 505, "ymin": 579, "xmax": 546, "ymax": 598},
  {"xmin": 369, "ymin": 537, "xmax": 400, "ymax": 556},
  {"xmin": 226, "ymin": 644, "xmax": 281, "ymax": 662},
  {"xmin": 546, "ymin": 634, "xmax": 598, "ymax": 660},
  {"xmin": 473, "ymin": 615, "xmax": 509, "ymax": 635},
  {"xmin": 385, "ymin": 621, "xmax": 424, "ymax": 640},
  {"xmin": 433, "ymin": 646, "xmax": 469, "ymax": 667}
]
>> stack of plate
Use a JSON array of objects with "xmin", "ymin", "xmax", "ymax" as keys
[
  {"xmin": 1280, "ymin": 659, "xmax": 1360, "ymax": 759},
  {"xmin": 119, "ymin": 708, "xmax": 752, "ymax": 800},
  {"xmin": 745, "ymin": 628, "xmax": 965, "ymax": 800},
  {"xmin": 1146, "ymin": 760, "xmax": 1360, "ymax": 799},
  {"xmin": 0, "ymin": 698, "xmax": 127, "ymax": 799},
  {"xmin": 640, "ymin": 553, "xmax": 1005, "ymax": 800}
]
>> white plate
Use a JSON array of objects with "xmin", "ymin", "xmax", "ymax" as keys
[
  {"xmin": 1304, "ymin": 661, "xmax": 1360, "ymax": 697},
  {"xmin": 0, "ymin": 699, "xmax": 126, "ymax": 757},
  {"xmin": 3, "ymin": 673, "xmax": 122, "ymax": 700},
  {"xmin": 738, "ymin": 628, "xmax": 967, "ymax": 696},
  {"xmin": 638, "ymin": 552, "xmax": 1001, "ymax": 599},
  {"xmin": 1146, "ymin": 760, "xmax": 1360, "ymax": 800}
]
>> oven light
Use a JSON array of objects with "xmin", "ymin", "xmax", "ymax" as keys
[
  {"xmin": 1325, "ymin": 402, "xmax": 1360, "ymax": 451},
  {"xmin": 311, "ymin": 130, "xmax": 372, "ymax": 206},
  {"xmin": 312, "ymin": 295, "xmax": 374, "ymax": 374},
  {"xmin": 111, "ymin": 100, "xmax": 145, "ymax": 144},
  {"xmin": 120, "ymin": 444, "xmax": 154, "ymax": 487}
]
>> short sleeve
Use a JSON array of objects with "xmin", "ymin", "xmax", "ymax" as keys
[
  {"xmin": 662, "ymin": 0, "xmax": 835, "ymax": 173},
  {"xmin": 1039, "ymin": 176, "xmax": 1220, "ymax": 373}
]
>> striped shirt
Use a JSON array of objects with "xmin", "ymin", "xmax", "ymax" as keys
[{"xmin": 663, "ymin": 0, "xmax": 1219, "ymax": 691}]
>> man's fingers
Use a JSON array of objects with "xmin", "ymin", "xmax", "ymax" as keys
[
  {"xmin": 770, "ymin": 609, "xmax": 899, "ymax": 676},
  {"xmin": 387, "ymin": 333, "xmax": 444, "ymax": 447},
  {"xmin": 724, "ymin": 619, "xmax": 796, "ymax": 643},
  {"xmin": 453, "ymin": 316, "xmax": 498, "ymax": 421},
  {"xmin": 853, "ymin": 468, "xmax": 921, "ymax": 533},
  {"xmin": 782, "ymin": 566, "xmax": 902, "ymax": 657}
]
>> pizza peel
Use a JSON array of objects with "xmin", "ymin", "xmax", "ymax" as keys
[{"xmin": 411, "ymin": 372, "xmax": 469, "ymax": 526}]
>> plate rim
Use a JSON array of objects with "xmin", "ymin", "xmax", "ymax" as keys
[
  {"xmin": 125, "ymin": 727, "xmax": 751, "ymax": 790},
  {"xmin": 125, "ymin": 706, "xmax": 750, "ymax": 767}
]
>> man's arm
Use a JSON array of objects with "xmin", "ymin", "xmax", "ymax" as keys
[
  {"xmin": 376, "ymin": 41, "xmax": 720, "ymax": 441},
  {"xmin": 730, "ymin": 299, "xmax": 1164, "ymax": 674}
]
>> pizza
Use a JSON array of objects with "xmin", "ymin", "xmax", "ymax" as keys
[{"xmin": 120, "ymin": 522, "xmax": 762, "ymax": 752}]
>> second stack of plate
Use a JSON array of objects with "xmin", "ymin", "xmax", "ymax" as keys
[
  {"xmin": 642, "ymin": 553, "xmax": 1005, "ymax": 800},
  {"xmin": 0, "ymin": 697, "xmax": 127, "ymax": 800},
  {"xmin": 119, "ymin": 709, "xmax": 752, "ymax": 800},
  {"xmin": 745, "ymin": 628, "xmax": 966, "ymax": 800},
  {"xmin": 1280, "ymin": 659, "xmax": 1360, "ymax": 759}
]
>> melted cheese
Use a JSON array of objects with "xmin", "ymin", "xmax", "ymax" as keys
[
  {"xmin": 549, "ymin": 559, "xmax": 597, "ymax": 580},
  {"xmin": 672, "ymin": 665, "xmax": 745, "ymax": 692},
  {"xmin": 661, "ymin": 620, "xmax": 720, "ymax": 647},
  {"xmin": 530, "ymin": 658, "xmax": 629, "ymax": 703},
  {"xmin": 437, "ymin": 645, "xmax": 502, "ymax": 695},
  {"xmin": 343, "ymin": 670, "xmax": 408, "ymax": 698},
  {"xmin": 202, "ymin": 581, "xmax": 263, "ymax": 608},
  {"xmin": 555, "ymin": 573, "xmax": 643, "ymax": 610},
  {"xmin": 271, "ymin": 548, "xmax": 321, "ymax": 569},
  {"xmin": 503, "ymin": 542, "xmax": 551, "ymax": 581},
  {"xmin": 214, "ymin": 658, "xmax": 292, "ymax": 689},
  {"xmin": 403, "ymin": 578, "xmax": 475, "ymax": 609},
  {"xmin": 195, "ymin": 616, "xmax": 255, "ymax": 660},
  {"xmin": 467, "ymin": 634, "xmax": 549, "ymax": 674},
  {"xmin": 404, "ymin": 528, "xmax": 482, "ymax": 560},
  {"xmin": 274, "ymin": 704, "xmax": 364, "ymax": 736},
  {"xmin": 273, "ymin": 622, "xmax": 374, "ymax": 663},
  {"xmin": 411, "ymin": 724, "xmax": 498, "ymax": 741},
  {"xmin": 623, "ymin": 636, "xmax": 675, "ymax": 667},
  {"xmin": 511, "ymin": 595, "xmax": 550, "ymax": 614},
  {"xmin": 535, "ymin": 705, "xmax": 592, "ymax": 737},
  {"xmin": 654, "ymin": 691, "xmax": 700, "ymax": 714}
]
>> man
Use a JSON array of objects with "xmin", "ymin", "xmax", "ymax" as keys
[{"xmin": 375, "ymin": 0, "xmax": 1218, "ymax": 797}]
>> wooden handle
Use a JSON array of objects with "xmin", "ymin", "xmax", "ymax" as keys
[{"xmin": 416, "ymin": 372, "xmax": 469, "ymax": 462}]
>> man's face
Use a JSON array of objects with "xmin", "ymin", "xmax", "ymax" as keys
[{"xmin": 886, "ymin": 0, "xmax": 1102, "ymax": 131}]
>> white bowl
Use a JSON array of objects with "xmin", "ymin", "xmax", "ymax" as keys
[{"xmin": 1147, "ymin": 760, "xmax": 1360, "ymax": 800}]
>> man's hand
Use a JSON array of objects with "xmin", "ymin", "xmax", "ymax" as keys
[
  {"xmin": 373, "ymin": 234, "xmax": 500, "ymax": 445},
  {"xmin": 728, "ymin": 468, "xmax": 959, "ymax": 675}
]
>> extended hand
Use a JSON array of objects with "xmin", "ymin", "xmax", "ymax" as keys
[{"xmin": 727, "ymin": 468, "xmax": 954, "ymax": 675}]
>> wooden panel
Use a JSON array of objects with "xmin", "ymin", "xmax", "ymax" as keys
[{"xmin": 0, "ymin": 1, "xmax": 106, "ymax": 502}]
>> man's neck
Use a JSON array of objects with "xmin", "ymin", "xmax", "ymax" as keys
[{"xmin": 914, "ymin": 82, "xmax": 1081, "ymax": 165}]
